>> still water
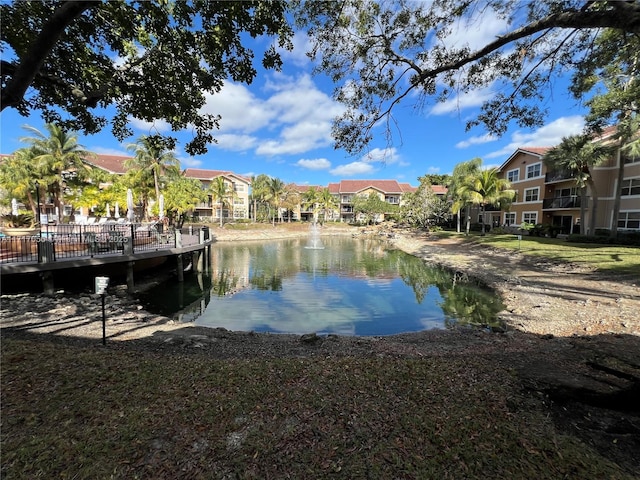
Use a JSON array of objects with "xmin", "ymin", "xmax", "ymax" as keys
[{"xmin": 137, "ymin": 236, "xmax": 504, "ymax": 336}]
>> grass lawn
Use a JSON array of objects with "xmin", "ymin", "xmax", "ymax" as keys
[
  {"xmin": 436, "ymin": 231, "xmax": 640, "ymax": 280},
  {"xmin": 1, "ymin": 338, "xmax": 633, "ymax": 479}
]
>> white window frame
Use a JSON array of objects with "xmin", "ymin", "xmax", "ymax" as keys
[
  {"xmin": 526, "ymin": 162, "xmax": 542, "ymax": 179},
  {"xmin": 523, "ymin": 212, "xmax": 538, "ymax": 224},
  {"xmin": 617, "ymin": 211, "xmax": 640, "ymax": 230},
  {"xmin": 524, "ymin": 187, "xmax": 540, "ymax": 202},
  {"xmin": 621, "ymin": 178, "xmax": 640, "ymax": 196},
  {"xmin": 507, "ymin": 168, "xmax": 520, "ymax": 182},
  {"xmin": 504, "ymin": 212, "xmax": 516, "ymax": 226}
]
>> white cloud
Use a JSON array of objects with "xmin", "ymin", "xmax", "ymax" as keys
[
  {"xmin": 180, "ymin": 156, "xmax": 203, "ymax": 168},
  {"xmin": 278, "ymin": 31, "xmax": 314, "ymax": 67},
  {"xmin": 456, "ymin": 133, "xmax": 498, "ymax": 149},
  {"xmin": 361, "ymin": 147, "xmax": 401, "ymax": 164},
  {"xmin": 90, "ymin": 146, "xmax": 129, "ymax": 156},
  {"xmin": 214, "ymin": 134, "xmax": 259, "ymax": 151},
  {"xmin": 435, "ymin": 7, "xmax": 510, "ymax": 52},
  {"xmin": 197, "ymin": 74, "xmax": 344, "ymax": 157},
  {"xmin": 485, "ymin": 115, "xmax": 585, "ymax": 159},
  {"xmin": 430, "ymin": 86, "xmax": 495, "ymax": 115},
  {"xmin": 200, "ymin": 83, "xmax": 275, "ymax": 134},
  {"xmin": 297, "ymin": 158, "xmax": 331, "ymax": 170},
  {"xmin": 129, "ymin": 117, "xmax": 171, "ymax": 134},
  {"xmin": 330, "ymin": 161, "xmax": 375, "ymax": 176}
]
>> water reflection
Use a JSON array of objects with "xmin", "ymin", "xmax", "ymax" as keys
[{"xmin": 137, "ymin": 237, "xmax": 504, "ymax": 335}]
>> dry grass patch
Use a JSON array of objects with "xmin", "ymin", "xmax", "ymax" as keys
[{"xmin": 2, "ymin": 338, "xmax": 632, "ymax": 479}]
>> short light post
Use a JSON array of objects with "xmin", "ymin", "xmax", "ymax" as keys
[{"xmin": 35, "ymin": 181, "xmax": 42, "ymax": 238}]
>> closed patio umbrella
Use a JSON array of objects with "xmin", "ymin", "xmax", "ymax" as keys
[
  {"xmin": 114, "ymin": 202, "xmax": 120, "ymax": 218},
  {"xmin": 158, "ymin": 194, "xmax": 165, "ymax": 220},
  {"xmin": 127, "ymin": 189, "xmax": 135, "ymax": 222}
]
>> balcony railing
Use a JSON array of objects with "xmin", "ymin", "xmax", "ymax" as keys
[
  {"xmin": 545, "ymin": 170, "xmax": 574, "ymax": 183},
  {"xmin": 542, "ymin": 196, "xmax": 584, "ymax": 210}
]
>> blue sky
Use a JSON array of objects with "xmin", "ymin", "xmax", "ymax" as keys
[{"xmin": 0, "ymin": 11, "xmax": 588, "ymax": 188}]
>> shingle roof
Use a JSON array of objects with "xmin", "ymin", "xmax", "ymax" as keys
[
  {"xmin": 83, "ymin": 154, "xmax": 130, "ymax": 174},
  {"xmin": 183, "ymin": 168, "xmax": 251, "ymax": 183},
  {"xmin": 336, "ymin": 180, "xmax": 408, "ymax": 194}
]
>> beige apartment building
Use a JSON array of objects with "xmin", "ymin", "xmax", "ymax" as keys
[
  {"xmin": 494, "ymin": 136, "xmax": 640, "ymax": 234},
  {"xmin": 183, "ymin": 168, "xmax": 251, "ymax": 222}
]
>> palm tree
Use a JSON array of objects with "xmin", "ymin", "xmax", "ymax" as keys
[
  {"xmin": 250, "ymin": 174, "xmax": 270, "ymax": 223},
  {"xmin": 543, "ymin": 135, "xmax": 611, "ymax": 235},
  {"xmin": 317, "ymin": 187, "xmax": 338, "ymax": 224},
  {"xmin": 281, "ymin": 183, "xmax": 301, "ymax": 222},
  {"xmin": 0, "ymin": 148, "xmax": 38, "ymax": 215},
  {"xmin": 265, "ymin": 177, "xmax": 286, "ymax": 226},
  {"xmin": 450, "ymin": 158, "xmax": 482, "ymax": 234},
  {"xmin": 126, "ymin": 135, "xmax": 180, "ymax": 207},
  {"xmin": 19, "ymin": 124, "xmax": 93, "ymax": 215},
  {"xmin": 209, "ymin": 176, "xmax": 235, "ymax": 227},
  {"xmin": 457, "ymin": 168, "xmax": 515, "ymax": 235},
  {"xmin": 301, "ymin": 186, "xmax": 321, "ymax": 223}
]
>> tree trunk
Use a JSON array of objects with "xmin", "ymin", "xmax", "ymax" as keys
[
  {"xmin": 609, "ymin": 147, "xmax": 624, "ymax": 238},
  {"xmin": 579, "ymin": 186, "xmax": 587, "ymax": 235},
  {"xmin": 465, "ymin": 205, "xmax": 471, "ymax": 235},
  {"xmin": 481, "ymin": 205, "xmax": 486, "ymax": 235},
  {"xmin": 456, "ymin": 208, "xmax": 461, "ymax": 233},
  {"xmin": 587, "ymin": 178, "xmax": 599, "ymax": 235}
]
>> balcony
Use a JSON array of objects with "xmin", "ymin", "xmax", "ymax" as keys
[
  {"xmin": 545, "ymin": 170, "xmax": 574, "ymax": 183},
  {"xmin": 542, "ymin": 196, "xmax": 584, "ymax": 210}
]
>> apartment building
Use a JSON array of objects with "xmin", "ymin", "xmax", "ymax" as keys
[
  {"xmin": 183, "ymin": 168, "xmax": 251, "ymax": 221},
  {"xmin": 327, "ymin": 180, "xmax": 419, "ymax": 223},
  {"xmin": 494, "ymin": 138, "xmax": 640, "ymax": 234}
]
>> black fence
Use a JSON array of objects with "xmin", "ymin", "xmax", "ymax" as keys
[{"xmin": 0, "ymin": 223, "xmax": 207, "ymax": 264}]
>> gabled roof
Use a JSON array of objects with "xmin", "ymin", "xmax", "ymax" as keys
[
  {"xmin": 431, "ymin": 185, "xmax": 448, "ymax": 195},
  {"xmin": 183, "ymin": 168, "xmax": 251, "ymax": 184},
  {"xmin": 498, "ymin": 147, "xmax": 551, "ymax": 172},
  {"xmin": 83, "ymin": 154, "xmax": 130, "ymax": 174},
  {"xmin": 335, "ymin": 179, "xmax": 409, "ymax": 194}
]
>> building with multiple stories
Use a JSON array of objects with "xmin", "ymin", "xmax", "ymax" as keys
[{"xmin": 492, "ymin": 131, "xmax": 640, "ymax": 234}]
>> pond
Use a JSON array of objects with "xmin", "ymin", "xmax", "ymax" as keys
[{"xmin": 137, "ymin": 236, "xmax": 505, "ymax": 336}]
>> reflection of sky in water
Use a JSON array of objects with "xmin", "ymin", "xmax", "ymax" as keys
[{"xmin": 138, "ymin": 237, "xmax": 503, "ymax": 336}]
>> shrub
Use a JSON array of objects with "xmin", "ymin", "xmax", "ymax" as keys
[{"xmin": 1, "ymin": 213, "xmax": 36, "ymax": 228}]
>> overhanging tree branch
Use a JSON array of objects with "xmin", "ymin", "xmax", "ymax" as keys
[{"xmin": 1, "ymin": 0, "xmax": 95, "ymax": 111}]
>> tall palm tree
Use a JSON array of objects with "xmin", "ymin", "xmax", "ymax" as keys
[
  {"xmin": 250, "ymin": 174, "xmax": 270, "ymax": 223},
  {"xmin": 450, "ymin": 158, "xmax": 482, "ymax": 234},
  {"xmin": 301, "ymin": 186, "xmax": 321, "ymax": 223},
  {"xmin": 317, "ymin": 187, "xmax": 338, "ymax": 224},
  {"xmin": 543, "ymin": 135, "xmax": 611, "ymax": 235},
  {"xmin": 458, "ymin": 168, "xmax": 515, "ymax": 235},
  {"xmin": 209, "ymin": 176, "xmax": 235, "ymax": 227},
  {"xmin": 265, "ymin": 177, "xmax": 286, "ymax": 226},
  {"xmin": 19, "ymin": 124, "xmax": 93, "ymax": 215},
  {"xmin": 126, "ymin": 135, "xmax": 180, "ymax": 207}
]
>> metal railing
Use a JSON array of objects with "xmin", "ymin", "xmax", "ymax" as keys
[
  {"xmin": 542, "ymin": 196, "xmax": 584, "ymax": 210},
  {"xmin": 0, "ymin": 223, "xmax": 207, "ymax": 264}
]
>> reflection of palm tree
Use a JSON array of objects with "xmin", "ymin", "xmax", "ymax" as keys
[{"xmin": 438, "ymin": 285, "xmax": 504, "ymax": 327}]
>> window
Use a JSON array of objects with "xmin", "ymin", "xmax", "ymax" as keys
[
  {"xmin": 526, "ymin": 163, "xmax": 542, "ymax": 179},
  {"xmin": 621, "ymin": 178, "xmax": 640, "ymax": 196},
  {"xmin": 523, "ymin": 212, "xmax": 538, "ymax": 224},
  {"xmin": 234, "ymin": 184, "xmax": 245, "ymax": 192},
  {"xmin": 504, "ymin": 212, "xmax": 516, "ymax": 225},
  {"xmin": 618, "ymin": 211, "xmax": 640, "ymax": 229},
  {"xmin": 624, "ymin": 155, "xmax": 640, "ymax": 165},
  {"xmin": 524, "ymin": 187, "xmax": 539, "ymax": 202},
  {"xmin": 507, "ymin": 169, "xmax": 520, "ymax": 182}
]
